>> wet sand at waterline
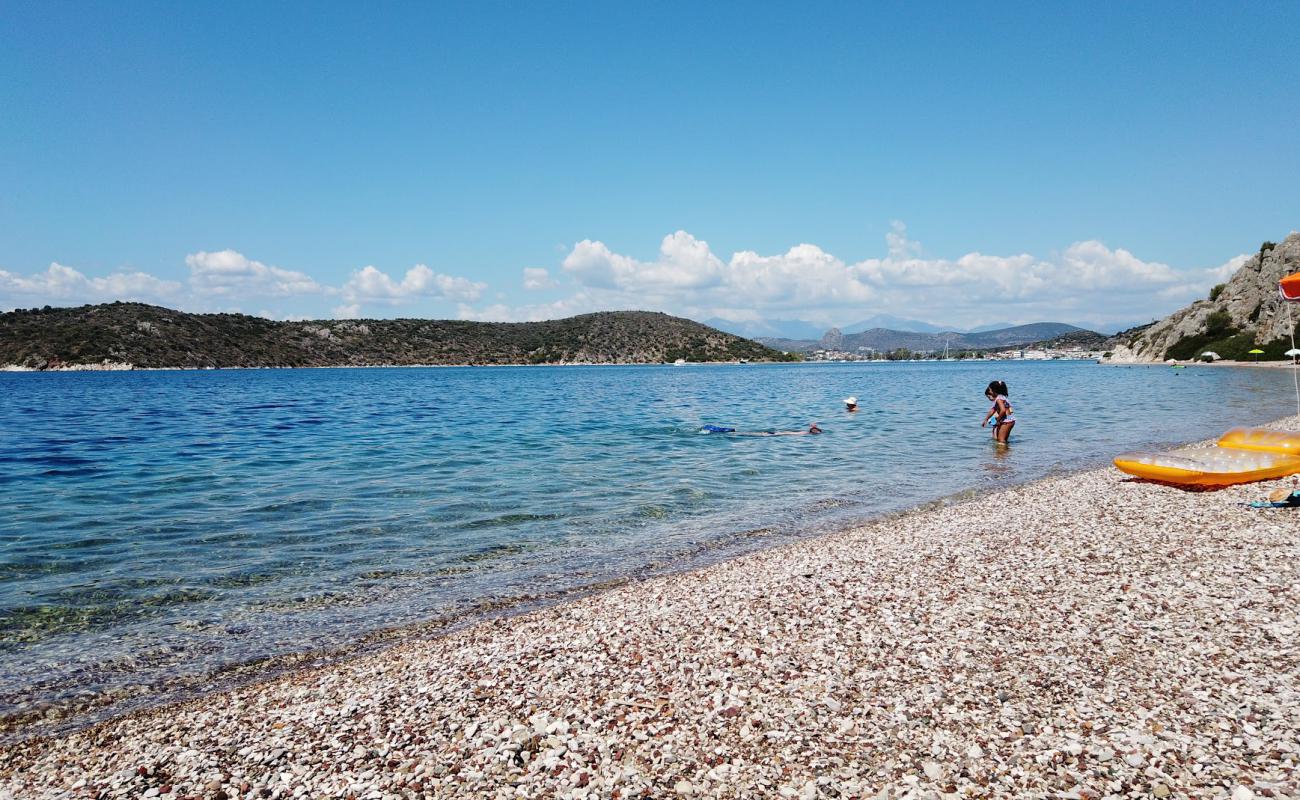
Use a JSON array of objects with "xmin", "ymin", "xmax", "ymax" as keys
[{"xmin": 5, "ymin": 417, "xmax": 1299, "ymax": 799}]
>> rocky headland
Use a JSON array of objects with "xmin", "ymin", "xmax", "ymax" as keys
[{"xmin": 1109, "ymin": 232, "xmax": 1300, "ymax": 363}]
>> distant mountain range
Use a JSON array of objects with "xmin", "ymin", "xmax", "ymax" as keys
[
  {"xmin": 701, "ymin": 317, "xmax": 828, "ymax": 340},
  {"xmin": 841, "ymin": 314, "xmax": 952, "ymax": 334},
  {"xmin": 0, "ymin": 303, "xmax": 795, "ymax": 369},
  {"xmin": 756, "ymin": 322, "xmax": 1101, "ymax": 354},
  {"xmin": 706, "ymin": 314, "xmax": 1120, "ymax": 340},
  {"xmin": 706, "ymin": 314, "xmax": 957, "ymax": 339}
]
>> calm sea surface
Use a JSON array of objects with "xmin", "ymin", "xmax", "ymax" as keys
[{"xmin": 1, "ymin": 360, "xmax": 1297, "ymax": 734}]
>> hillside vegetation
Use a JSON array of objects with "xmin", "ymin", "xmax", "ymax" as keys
[
  {"xmin": 0, "ymin": 304, "xmax": 795, "ymax": 369},
  {"xmin": 1109, "ymin": 231, "xmax": 1300, "ymax": 362}
]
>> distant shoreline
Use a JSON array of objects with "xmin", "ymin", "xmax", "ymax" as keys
[
  {"xmin": 1, "ymin": 357, "xmax": 1115, "ymax": 373},
  {"xmin": 0, "ymin": 359, "xmax": 776, "ymax": 373},
  {"xmin": 1101, "ymin": 359, "xmax": 1300, "ymax": 369}
]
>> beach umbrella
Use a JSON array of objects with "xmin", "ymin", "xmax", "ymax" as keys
[
  {"xmin": 1281, "ymin": 270, "xmax": 1300, "ymax": 301},
  {"xmin": 1280, "ymin": 271, "xmax": 1300, "ymax": 413},
  {"xmin": 1287, "ymin": 348, "xmax": 1300, "ymax": 357},
  {"xmin": 1201, "ymin": 351, "xmax": 1220, "ymax": 361},
  {"xmin": 1249, "ymin": 348, "xmax": 1265, "ymax": 362}
]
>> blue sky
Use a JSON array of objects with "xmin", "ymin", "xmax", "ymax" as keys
[{"xmin": 2, "ymin": 1, "xmax": 1297, "ymax": 331}]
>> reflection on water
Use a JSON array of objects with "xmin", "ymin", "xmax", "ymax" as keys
[
  {"xmin": 983, "ymin": 441, "xmax": 1015, "ymax": 476},
  {"xmin": 1, "ymin": 360, "xmax": 1297, "ymax": 734}
]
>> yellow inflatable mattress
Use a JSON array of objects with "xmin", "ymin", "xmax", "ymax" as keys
[
  {"xmin": 1115, "ymin": 427, "xmax": 1300, "ymax": 487},
  {"xmin": 1217, "ymin": 427, "xmax": 1300, "ymax": 456}
]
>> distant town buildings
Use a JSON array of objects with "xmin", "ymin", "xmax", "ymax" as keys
[{"xmin": 800, "ymin": 346, "xmax": 1105, "ymax": 362}]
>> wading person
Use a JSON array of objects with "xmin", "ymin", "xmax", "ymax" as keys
[{"xmin": 981, "ymin": 380, "xmax": 1014, "ymax": 445}]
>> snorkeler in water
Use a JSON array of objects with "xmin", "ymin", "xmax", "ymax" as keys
[{"xmin": 701, "ymin": 423, "xmax": 823, "ymax": 436}]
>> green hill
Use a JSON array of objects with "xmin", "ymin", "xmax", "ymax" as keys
[{"xmin": 0, "ymin": 303, "xmax": 795, "ymax": 369}]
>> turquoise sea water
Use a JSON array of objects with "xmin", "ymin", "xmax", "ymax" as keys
[{"xmin": 2, "ymin": 360, "xmax": 1297, "ymax": 735}]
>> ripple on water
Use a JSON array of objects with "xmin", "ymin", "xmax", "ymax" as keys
[
  {"xmin": 457, "ymin": 512, "xmax": 564, "ymax": 530},
  {"xmin": 0, "ymin": 586, "xmax": 218, "ymax": 644}
]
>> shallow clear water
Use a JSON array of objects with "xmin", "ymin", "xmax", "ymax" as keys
[{"xmin": 1, "ymin": 360, "xmax": 1296, "ymax": 733}]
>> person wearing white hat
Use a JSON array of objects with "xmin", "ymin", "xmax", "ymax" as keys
[{"xmin": 843, "ymin": 397, "xmax": 858, "ymax": 413}]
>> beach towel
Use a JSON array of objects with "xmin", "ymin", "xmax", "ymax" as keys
[{"xmin": 1247, "ymin": 488, "xmax": 1300, "ymax": 508}]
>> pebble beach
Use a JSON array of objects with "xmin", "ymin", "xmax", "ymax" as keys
[{"xmin": 5, "ymin": 418, "xmax": 1299, "ymax": 800}]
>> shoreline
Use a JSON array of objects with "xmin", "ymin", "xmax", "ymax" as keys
[
  {"xmin": 9, "ymin": 357, "xmax": 1297, "ymax": 374},
  {"xmin": 1102, "ymin": 359, "xmax": 1300, "ymax": 370},
  {"xmin": 0, "ymin": 361, "xmax": 773, "ymax": 372},
  {"xmin": 1, "ymin": 482, "xmax": 1008, "ymax": 746},
  {"xmin": 0, "ymin": 359, "xmax": 1110, "ymax": 373},
  {"xmin": 5, "ymin": 419, "xmax": 1300, "ymax": 797}
]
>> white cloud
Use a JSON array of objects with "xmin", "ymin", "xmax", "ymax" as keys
[
  {"xmin": 2, "ymin": 250, "xmax": 489, "ymax": 319},
  {"xmin": 728, "ymin": 243, "xmax": 874, "ymax": 308},
  {"xmin": 886, "ymin": 220, "xmax": 922, "ymax": 259},
  {"xmin": 456, "ymin": 292, "xmax": 606, "ymax": 323},
  {"xmin": 462, "ymin": 226, "xmax": 1244, "ymax": 329},
  {"xmin": 255, "ymin": 309, "xmax": 316, "ymax": 322},
  {"xmin": 563, "ymin": 231, "xmax": 726, "ymax": 291},
  {"xmin": 186, "ymin": 250, "xmax": 325, "ymax": 297},
  {"xmin": 3, "ymin": 232, "xmax": 1252, "ymax": 330},
  {"xmin": 1208, "ymin": 254, "xmax": 1249, "ymax": 282},
  {"xmin": 341, "ymin": 264, "xmax": 485, "ymax": 305},
  {"xmin": 1146, "ymin": 253, "xmax": 1249, "ymax": 305},
  {"xmin": 0, "ymin": 262, "xmax": 181, "ymax": 305},
  {"xmin": 522, "ymin": 267, "xmax": 557, "ymax": 291}
]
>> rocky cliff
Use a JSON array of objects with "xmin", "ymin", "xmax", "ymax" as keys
[
  {"xmin": 0, "ymin": 304, "xmax": 796, "ymax": 369},
  {"xmin": 1108, "ymin": 232, "xmax": 1300, "ymax": 362}
]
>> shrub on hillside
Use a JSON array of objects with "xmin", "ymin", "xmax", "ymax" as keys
[{"xmin": 1166, "ymin": 320, "xmax": 1300, "ymax": 361}]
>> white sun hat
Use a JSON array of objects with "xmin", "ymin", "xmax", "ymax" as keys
[{"xmin": 844, "ymin": 397, "xmax": 858, "ymax": 405}]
